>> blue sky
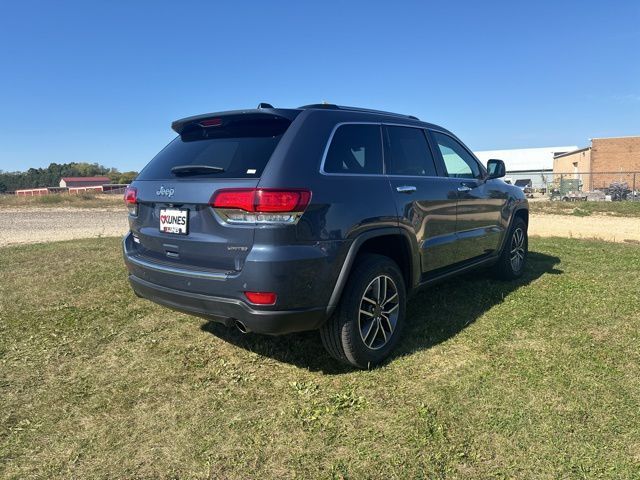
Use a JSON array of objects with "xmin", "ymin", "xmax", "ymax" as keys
[{"xmin": 0, "ymin": 0, "xmax": 638, "ymax": 173}]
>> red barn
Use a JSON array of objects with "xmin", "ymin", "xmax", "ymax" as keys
[{"xmin": 59, "ymin": 176, "xmax": 111, "ymax": 188}]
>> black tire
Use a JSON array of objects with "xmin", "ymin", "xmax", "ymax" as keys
[
  {"xmin": 494, "ymin": 216, "xmax": 528, "ymax": 280},
  {"xmin": 320, "ymin": 254, "xmax": 406, "ymax": 369}
]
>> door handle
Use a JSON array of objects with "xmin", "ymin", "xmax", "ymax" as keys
[
  {"xmin": 457, "ymin": 185, "xmax": 472, "ymax": 192},
  {"xmin": 396, "ymin": 185, "xmax": 417, "ymax": 194}
]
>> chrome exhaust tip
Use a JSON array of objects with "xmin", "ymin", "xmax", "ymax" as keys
[{"xmin": 234, "ymin": 320, "xmax": 249, "ymax": 334}]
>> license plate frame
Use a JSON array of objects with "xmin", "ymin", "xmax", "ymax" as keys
[{"xmin": 159, "ymin": 208, "xmax": 189, "ymax": 235}]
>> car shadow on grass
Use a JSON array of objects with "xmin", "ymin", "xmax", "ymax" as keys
[{"xmin": 200, "ymin": 251, "xmax": 562, "ymax": 374}]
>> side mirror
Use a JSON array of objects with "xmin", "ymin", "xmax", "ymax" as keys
[{"xmin": 487, "ymin": 159, "xmax": 506, "ymax": 179}]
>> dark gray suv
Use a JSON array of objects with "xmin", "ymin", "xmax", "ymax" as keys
[{"xmin": 123, "ymin": 104, "xmax": 528, "ymax": 368}]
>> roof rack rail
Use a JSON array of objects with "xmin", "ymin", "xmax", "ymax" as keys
[{"xmin": 298, "ymin": 103, "xmax": 419, "ymax": 121}]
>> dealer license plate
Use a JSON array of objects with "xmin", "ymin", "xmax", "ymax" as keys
[{"xmin": 159, "ymin": 208, "xmax": 188, "ymax": 235}]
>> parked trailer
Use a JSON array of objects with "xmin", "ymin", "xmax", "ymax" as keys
[
  {"xmin": 15, "ymin": 188, "xmax": 49, "ymax": 196},
  {"xmin": 549, "ymin": 178, "xmax": 587, "ymax": 201},
  {"xmin": 68, "ymin": 186, "xmax": 104, "ymax": 194}
]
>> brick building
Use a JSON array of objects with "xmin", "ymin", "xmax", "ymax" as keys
[{"xmin": 553, "ymin": 136, "xmax": 640, "ymax": 191}]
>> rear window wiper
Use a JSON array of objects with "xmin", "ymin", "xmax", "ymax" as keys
[{"xmin": 171, "ymin": 164, "xmax": 225, "ymax": 175}]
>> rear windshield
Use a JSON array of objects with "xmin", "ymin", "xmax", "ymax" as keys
[{"xmin": 137, "ymin": 116, "xmax": 292, "ymax": 180}]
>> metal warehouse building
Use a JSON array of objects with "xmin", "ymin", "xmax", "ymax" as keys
[{"xmin": 474, "ymin": 146, "xmax": 578, "ymax": 188}]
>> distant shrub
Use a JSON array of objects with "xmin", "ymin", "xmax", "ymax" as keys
[
  {"xmin": 77, "ymin": 192, "xmax": 99, "ymax": 201},
  {"xmin": 35, "ymin": 195, "xmax": 64, "ymax": 204},
  {"xmin": 571, "ymin": 208, "xmax": 591, "ymax": 217}
]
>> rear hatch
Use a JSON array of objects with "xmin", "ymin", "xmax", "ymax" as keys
[{"xmin": 128, "ymin": 112, "xmax": 297, "ymax": 273}]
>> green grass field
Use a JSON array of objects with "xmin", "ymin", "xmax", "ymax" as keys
[
  {"xmin": 1, "ymin": 237, "xmax": 639, "ymax": 479},
  {"xmin": 0, "ymin": 193, "xmax": 123, "ymax": 209},
  {"xmin": 529, "ymin": 200, "xmax": 640, "ymax": 217}
]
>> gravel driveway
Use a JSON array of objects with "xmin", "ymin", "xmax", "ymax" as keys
[
  {"xmin": 529, "ymin": 214, "xmax": 640, "ymax": 243},
  {"xmin": 1, "ymin": 208, "xmax": 639, "ymax": 247},
  {"xmin": 0, "ymin": 208, "xmax": 129, "ymax": 247}
]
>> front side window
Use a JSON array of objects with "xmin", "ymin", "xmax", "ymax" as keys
[
  {"xmin": 324, "ymin": 124, "xmax": 383, "ymax": 174},
  {"xmin": 432, "ymin": 131, "xmax": 482, "ymax": 179},
  {"xmin": 385, "ymin": 126, "xmax": 437, "ymax": 176}
]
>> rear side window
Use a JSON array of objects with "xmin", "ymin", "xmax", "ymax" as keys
[
  {"xmin": 137, "ymin": 116, "xmax": 291, "ymax": 180},
  {"xmin": 323, "ymin": 124, "xmax": 383, "ymax": 174},
  {"xmin": 385, "ymin": 126, "xmax": 437, "ymax": 176}
]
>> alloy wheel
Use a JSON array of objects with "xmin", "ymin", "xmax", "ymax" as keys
[
  {"xmin": 510, "ymin": 227, "xmax": 526, "ymax": 272},
  {"xmin": 358, "ymin": 275, "xmax": 400, "ymax": 350}
]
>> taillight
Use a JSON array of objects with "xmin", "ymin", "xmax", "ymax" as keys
[
  {"xmin": 211, "ymin": 189, "xmax": 255, "ymax": 212},
  {"xmin": 244, "ymin": 291, "xmax": 277, "ymax": 305},
  {"xmin": 210, "ymin": 188, "xmax": 311, "ymax": 224},
  {"xmin": 199, "ymin": 118, "xmax": 222, "ymax": 127},
  {"xmin": 124, "ymin": 187, "xmax": 138, "ymax": 215},
  {"xmin": 256, "ymin": 190, "xmax": 311, "ymax": 212}
]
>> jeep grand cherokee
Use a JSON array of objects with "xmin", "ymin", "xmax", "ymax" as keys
[{"xmin": 123, "ymin": 103, "xmax": 528, "ymax": 368}]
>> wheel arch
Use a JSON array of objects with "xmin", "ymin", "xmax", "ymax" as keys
[
  {"xmin": 497, "ymin": 205, "xmax": 529, "ymax": 255},
  {"xmin": 326, "ymin": 228, "xmax": 417, "ymax": 317},
  {"xmin": 513, "ymin": 207, "xmax": 529, "ymax": 227}
]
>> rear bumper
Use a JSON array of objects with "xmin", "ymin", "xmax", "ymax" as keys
[
  {"xmin": 122, "ymin": 232, "xmax": 341, "ymax": 334},
  {"xmin": 128, "ymin": 275, "xmax": 327, "ymax": 334}
]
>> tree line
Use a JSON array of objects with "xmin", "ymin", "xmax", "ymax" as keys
[{"xmin": 0, "ymin": 162, "xmax": 138, "ymax": 193}]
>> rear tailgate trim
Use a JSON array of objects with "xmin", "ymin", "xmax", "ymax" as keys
[{"xmin": 124, "ymin": 236, "xmax": 231, "ymax": 281}]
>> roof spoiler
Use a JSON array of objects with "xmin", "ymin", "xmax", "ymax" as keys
[{"xmin": 171, "ymin": 107, "xmax": 297, "ymax": 134}]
